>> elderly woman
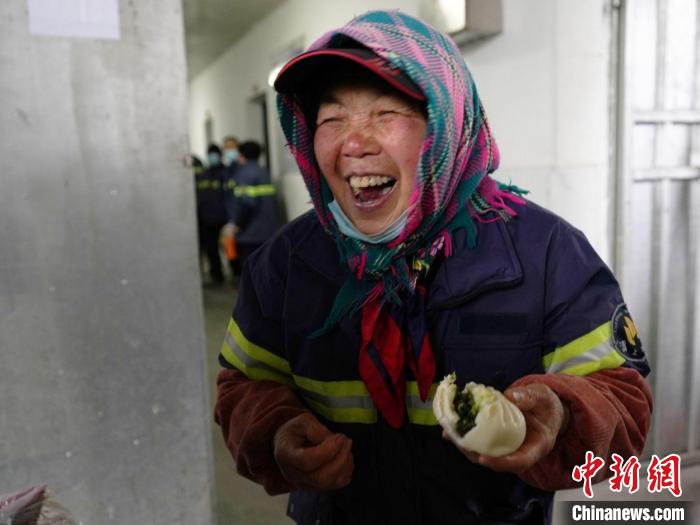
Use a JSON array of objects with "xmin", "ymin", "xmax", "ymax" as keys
[{"xmin": 215, "ymin": 10, "xmax": 652, "ymax": 525}]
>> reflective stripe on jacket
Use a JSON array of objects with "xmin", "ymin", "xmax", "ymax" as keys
[
  {"xmin": 225, "ymin": 162, "xmax": 281, "ymax": 244},
  {"xmin": 195, "ymin": 164, "xmax": 228, "ymax": 222},
  {"xmin": 234, "ymin": 184, "xmax": 277, "ymax": 198}
]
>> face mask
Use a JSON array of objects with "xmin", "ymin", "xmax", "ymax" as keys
[
  {"xmin": 224, "ymin": 149, "xmax": 239, "ymax": 164},
  {"xmin": 207, "ymin": 152, "xmax": 221, "ymax": 166},
  {"xmin": 328, "ymin": 200, "xmax": 409, "ymax": 244}
]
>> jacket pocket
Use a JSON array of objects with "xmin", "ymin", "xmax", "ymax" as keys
[{"xmin": 441, "ymin": 341, "xmax": 543, "ymax": 391}]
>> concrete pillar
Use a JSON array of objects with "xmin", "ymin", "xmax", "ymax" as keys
[{"xmin": 0, "ymin": 1, "xmax": 214, "ymax": 523}]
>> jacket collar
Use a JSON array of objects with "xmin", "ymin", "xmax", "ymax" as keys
[{"xmin": 291, "ymin": 215, "xmax": 523, "ymax": 307}]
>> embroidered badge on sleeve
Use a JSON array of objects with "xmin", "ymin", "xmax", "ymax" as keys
[{"xmin": 611, "ymin": 303, "xmax": 645, "ymax": 362}]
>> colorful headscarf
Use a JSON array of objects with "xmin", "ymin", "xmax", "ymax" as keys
[{"xmin": 277, "ymin": 10, "xmax": 525, "ymax": 428}]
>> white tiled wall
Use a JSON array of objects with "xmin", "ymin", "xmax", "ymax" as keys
[{"xmin": 467, "ymin": 0, "xmax": 612, "ymax": 259}]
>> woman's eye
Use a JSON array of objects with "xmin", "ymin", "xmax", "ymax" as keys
[
  {"xmin": 317, "ymin": 115, "xmax": 341, "ymax": 126},
  {"xmin": 377, "ymin": 109, "xmax": 398, "ymax": 117}
]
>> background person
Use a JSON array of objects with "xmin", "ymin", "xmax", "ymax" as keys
[
  {"xmin": 195, "ymin": 143, "xmax": 228, "ymax": 285},
  {"xmin": 222, "ymin": 135, "xmax": 240, "ymax": 167},
  {"xmin": 221, "ymin": 135, "xmax": 241, "ymax": 277},
  {"xmin": 224, "ymin": 140, "xmax": 281, "ymax": 271}
]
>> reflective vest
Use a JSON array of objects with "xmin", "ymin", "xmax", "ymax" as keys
[
  {"xmin": 220, "ymin": 201, "xmax": 650, "ymax": 525},
  {"xmin": 195, "ymin": 165, "xmax": 228, "ymax": 222}
]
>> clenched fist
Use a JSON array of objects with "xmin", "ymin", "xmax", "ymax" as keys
[{"xmin": 273, "ymin": 412, "xmax": 354, "ymax": 490}]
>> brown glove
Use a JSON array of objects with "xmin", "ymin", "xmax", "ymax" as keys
[{"xmin": 273, "ymin": 412, "xmax": 354, "ymax": 491}]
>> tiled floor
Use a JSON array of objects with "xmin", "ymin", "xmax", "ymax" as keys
[{"xmin": 202, "ymin": 285, "xmax": 699, "ymax": 524}]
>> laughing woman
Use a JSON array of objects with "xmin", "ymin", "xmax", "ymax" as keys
[{"xmin": 214, "ymin": 10, "xmax": 652, "ymax": 525}]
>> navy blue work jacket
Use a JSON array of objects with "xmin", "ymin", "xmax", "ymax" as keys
[
  {"xmin": 220, "ymin": 200, "xmax": 650, "ymax": 525},
  {"xmin": 225, "ymin": 161, "xmax": 281, "ymax": 245},
  {"xmin": 195, "ymin": 164, "xmax": 228, "ymax": 223}
]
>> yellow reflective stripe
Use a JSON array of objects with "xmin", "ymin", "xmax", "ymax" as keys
[
  {"xmin": 294, "ymin": 379, "xmax": 443, "ymax": 425},
  {"xmin": 220, "ymin": 341, "xmax": 293, "ymax": 386},
  {"xmin": 294, "ymin": 374, "xmax": 377, "ymax": 423},
  {"xmin": 406, "ymin": 381, "xmax": 438, "ymax": 426},
  {"xmin": 303, "ymin": 398, "xmax": 377, "ymax": 424},
  {"xmin": 220, "ymin": 317, "xmax": 291, "ymax": 381},
  {"xmin": 227, "ymin": 318, "xmax": 290, "ymax": 373},
  {"xmin": 406, "ymin": 381, "xmax": 437, "ymax": 398},
  {"xmin": 556, "ymin": 350, "xmax": 626, "ymax": 376},
  {"xmin": 196, "ymin": 180, "xmax": 222, "ymax": 189},
  {"xmin": 293, "ymin": 374, "xmax": 368, "ymax": 397},
  {"xmin": 234, "ymin": 184, "xmax": 277, "ymax": 197},
  {"xmin": 543, "ymin": 322, "xmax": 611, "ymax": 369},
  {"xmin": 543, "ymin": 321, "xmax": 626, "ymax": 376},
  {"xmin": 407, "ymin": 407, "xmax": 438, "ymax": 425}
]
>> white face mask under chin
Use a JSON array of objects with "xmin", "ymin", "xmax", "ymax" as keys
[{"xmin": 328, "ymin": 200, "xmax": 409, "ymax": 244}]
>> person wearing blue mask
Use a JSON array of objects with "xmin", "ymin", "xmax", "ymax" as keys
[
  {"xmin": 222, "ymin": 136, "xmax": 240, "ymax": 166},
  {"xmin": 206, "ymin": 144, "xmax": 222, "ymax": 168},
  {"xmin": 195, "ymin": 143, "xmax": 229, "ymax": 285}
]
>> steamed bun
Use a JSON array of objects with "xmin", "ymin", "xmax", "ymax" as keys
[{"xmin": 432, "ymin": 373, "xmax": 526, "ymax": 457}]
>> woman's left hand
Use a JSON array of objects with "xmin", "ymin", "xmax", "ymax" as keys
[{"xmin": 450, "ymin": 383, "xmax": 570, "ymax": 475}]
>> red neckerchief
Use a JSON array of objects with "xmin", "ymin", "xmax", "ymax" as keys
[{"xmin": 358, "ymin": 283, "xmax": 435, "ymax": 428}]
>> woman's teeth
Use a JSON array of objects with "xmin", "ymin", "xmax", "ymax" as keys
[
  {"xmin": 349, "ymin": 175, "xmax": 393, "ymax": 189},
  {"xmin": 349, "ymin": 175, "xmax": 395, "ymax": 198}
]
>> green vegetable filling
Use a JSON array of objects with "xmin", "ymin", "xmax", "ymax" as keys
[{"xmin": 453, "ymin": 388, "xmax": 479, "ymax": 436}]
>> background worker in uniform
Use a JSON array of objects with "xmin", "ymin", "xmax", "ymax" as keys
[
  {"xmin": 214, "ymin": 10, "xmax": 653, "ymax": 525},
  {"xmin": 195, "ymin": 143, "xmax": 228, "ymax": 285},
  {"xmin": 221, "ymin": 135, "xmax": 241, "ymax": 277},
  {"xmin": 224, "ymin": 140, "xmax": 281, "ymax": 270}
]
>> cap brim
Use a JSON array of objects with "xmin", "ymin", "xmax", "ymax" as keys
[{"xmin": 274, "ymin": 48, "xmax": 425, "ymax": 101}]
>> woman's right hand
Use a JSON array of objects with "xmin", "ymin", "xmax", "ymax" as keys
[{"xmin": 273, "ymin": 412, "xmax": 354, "ymax": 490}]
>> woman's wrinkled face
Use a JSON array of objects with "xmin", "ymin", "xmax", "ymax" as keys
[{"xmin": 313, "ymin": 81, "xmax": 427, "ymax": 236}]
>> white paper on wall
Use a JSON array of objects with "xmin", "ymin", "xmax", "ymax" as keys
[{"xmin": 27, "ymin": 0, "xmax": 120, "ymax": 40}]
